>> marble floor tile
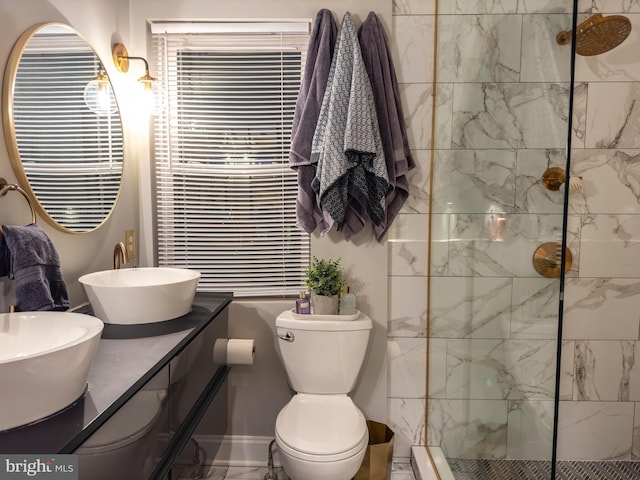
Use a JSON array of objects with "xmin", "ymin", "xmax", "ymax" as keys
[
  {"xmin": 172, "ymin": 463, "xmax": 227, "ymax": 479},
  {"xmin": 224, "ymin": 466, "xmax": 288, "ymax": 479},
  {"xmin": 174, "ymin": 462, "xmax": 416, "ymax": 479},
  {"xmin": 392, "ymin": 461, "xmax": 417, "ymax": 480}
]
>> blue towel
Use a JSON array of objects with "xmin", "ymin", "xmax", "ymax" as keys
[{"xmin": 2, "ymin": 224, "xmax": 69, "ymax": 311}]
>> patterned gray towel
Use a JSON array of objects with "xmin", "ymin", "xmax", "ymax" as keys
[{"xmin": 311, "ymin": 12, "xmax": 389, "ymax": 230}]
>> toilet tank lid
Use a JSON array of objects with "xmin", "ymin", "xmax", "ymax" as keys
[
  {"xmin": 275, "ymin": 394, "xmax": 367, "ymax": 456},
  {"xmin": 276, "ymin": 310, "xmax": 372, "ymax": 331}
]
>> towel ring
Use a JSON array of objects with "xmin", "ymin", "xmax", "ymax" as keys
[{"xmin": 0, "ymin": 177, "xmax": 37, "ymax": 229}]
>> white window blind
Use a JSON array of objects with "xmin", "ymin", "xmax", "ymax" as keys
[
  {"xmin": 152, "ymin": 22, "xmax": 311, "ymax": 297},
  {"xmin": 13, "ymin": 30, "xmax": 122, "ymax": 232}
]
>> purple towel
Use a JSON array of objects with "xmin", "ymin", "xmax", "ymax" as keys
[
  {"xmin": 2, "ymin": 224, "xmax": 69, "ymax": 311},
  {"xmin": 289, "ymin": 9, "xmax": 338, "ymax": 234},
  {"xmin": 359, "ymin": 12, "xmax": 415, "ymax": 241}
]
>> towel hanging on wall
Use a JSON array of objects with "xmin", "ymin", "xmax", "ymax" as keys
[
  {"xmin": 0, "ymin": 233, "xmax": 7, "ymax": 278},
  {"xmin": 311, "ymin": 12, "xmax": 389, "ymax": 235},
  {"xmin": 358, "ymin": 11, "xmax": 415, "ymax": 242},
  {"xmin": 2, "ymin": 224, "xmax": 69, "ymax": 312},
  {"xmin": 289, "ymin": 9, "xmax": 338, "ymax": 234}
]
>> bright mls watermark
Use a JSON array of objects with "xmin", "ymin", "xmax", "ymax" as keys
[{"xmin": 0, "ymin": 456, "xmax": 77, "ymax": 480}]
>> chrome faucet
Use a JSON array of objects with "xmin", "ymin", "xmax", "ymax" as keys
[{"xmin": 113, "ymin": 241, "xmax": 129, "ymax": 269}]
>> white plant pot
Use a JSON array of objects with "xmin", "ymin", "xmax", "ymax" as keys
[{"xmin": 311, "ymin": 293, "xmax": 339, "ymax": 315}]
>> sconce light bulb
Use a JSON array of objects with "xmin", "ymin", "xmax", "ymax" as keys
[
  {"xmin": 84, "ymin": 69, "xmax": 116, "ymax": 116},
  {"xmin": 137, "ymin": 72, "xmax": 158, "ymax": 115},
  {"xmin": 138, "ymin": 70, "xmax": 156, "ymax": 91}
]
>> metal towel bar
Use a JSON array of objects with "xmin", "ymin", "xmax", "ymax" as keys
[{"xmin": 0, "ymin": 177, "xmax": 37, "ymax": 231}]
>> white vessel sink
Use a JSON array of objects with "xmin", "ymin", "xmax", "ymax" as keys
[
  {"xmin": 79, "ymin": 267, "xmax": 201, "ymax": 325},
  {"xmin": 0, "ymin": 311, "xmax": 103, "ymax": 432}
]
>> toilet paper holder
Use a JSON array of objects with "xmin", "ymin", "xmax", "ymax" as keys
[{"xmin": 213, "ymin": 338, "xmax": 256, "ymax": 365}]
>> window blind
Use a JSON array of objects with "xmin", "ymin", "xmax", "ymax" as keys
[
  {"xmin": 13, "ymin": 31, "xmax": 122, "ymax": 232},
  {"xmin": 152, "ymin": 23, "xmax": 311, "ymax": 297}
]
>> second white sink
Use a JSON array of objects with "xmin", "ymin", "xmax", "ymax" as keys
[
  {"xmin": 79, "ymin": 267, "xmax": 200, "ymax": 324},
  {"xmin": 0, "ymin": 312, "xmax": 103, "ymax": 431}
]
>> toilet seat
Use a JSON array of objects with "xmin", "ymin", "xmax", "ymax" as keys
[
  {"xmin": 275, "ymin": 394, "xmax": 367, "ymax": 462},
  {"xmin": 276, "ymin": 430, "xmax": 368, "ymax": 464}
]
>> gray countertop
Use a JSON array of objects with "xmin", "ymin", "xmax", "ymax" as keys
[{"xmin": 0, "ymin": 292, "xmax": 233, "ymax": 454}]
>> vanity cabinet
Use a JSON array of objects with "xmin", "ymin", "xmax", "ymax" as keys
[
  {"xmin": 0, "ymin": 292, "xmax": 232, "ymax": 480},
  {"xmin": 160, "ymin": 306, "xmax": 229, "ymax": 479},
  {"xmin": 75, "ymin": 296, "xmax": 231, "ymax": 480},
  {"xmin": 76, "ymin": 364, "xmax": 172, "ymax": 480}
]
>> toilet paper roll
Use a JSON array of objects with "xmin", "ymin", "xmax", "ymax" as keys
[{"xmin": 213, "ymin": 338, "xmax": 255, "ymax": 365}]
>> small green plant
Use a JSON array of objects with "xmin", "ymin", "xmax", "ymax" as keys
[{"xmin": 305, "ymin": 256, "xmax": 345, "ymax": 297}]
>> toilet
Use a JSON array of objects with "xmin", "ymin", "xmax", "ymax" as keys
[{"xmin": 274, "ymin": 309, "xmax": 372, "ymax": 480}]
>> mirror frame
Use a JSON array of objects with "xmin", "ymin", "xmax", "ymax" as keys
[{"xmin": 2, "ymin": 22, "xmax": 124, "ymax": 234}]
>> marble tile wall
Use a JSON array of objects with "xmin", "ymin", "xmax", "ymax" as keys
[
  {"xmin": 389, "ymin": 0, "xmax": 640, "ymax": 466},
  {"xmin": 388, "ymin": 0, "xmax": 434, "ymax": 463},
  {"xmin": 560, "ymin": 0, "xmax": 640, "ymax": 462},
  {"xmin": 390, "ymin": 0, "xmax": 569, "ymax": 463}
]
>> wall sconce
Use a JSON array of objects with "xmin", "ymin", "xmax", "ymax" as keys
[
  {"xmin": 83, "ymin": 68, "xmax": 116, "ymax": 115},
  {"xmin": 112, "ymin": 43, "xmax": 156, "ymax": 90}
]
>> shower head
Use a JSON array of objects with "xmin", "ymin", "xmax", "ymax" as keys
[{"xmin": 556, "ymin": 13, "xmax": 632, "ymax": 56}]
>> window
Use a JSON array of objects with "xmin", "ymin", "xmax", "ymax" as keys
[{"xmin": 152, "ymin": 22, "xmax": 310, "ymax": 297}]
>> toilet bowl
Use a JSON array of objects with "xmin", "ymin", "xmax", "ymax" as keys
[
  {"xmin": 275, "ymin": 393, "xmax": 368, "ymax": 480},
  {"xmin": 76, "ymin": 389, "xmax": 166, "ymax": 480},
  {"xmin": 274, "ymin": 310, "xmax": 373, "ymax": 480}
]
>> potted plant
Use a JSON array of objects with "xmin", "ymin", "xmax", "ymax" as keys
[{"xmin": 305, "ymin": 256, "xmax": 345, "ymax": 315}]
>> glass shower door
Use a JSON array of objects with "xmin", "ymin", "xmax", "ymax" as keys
[{"xmin": 427, "ymin": 3, "xmax": 574, "ymax": 478}]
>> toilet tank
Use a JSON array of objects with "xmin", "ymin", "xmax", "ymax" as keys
[{"xmin": 275, "ymin": 310, "xmax": 372, "ymax": 394}]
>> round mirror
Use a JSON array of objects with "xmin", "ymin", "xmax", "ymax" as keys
[{"xmin": 2, "ymin": 23, "xmax": 124, "ymax": 233}]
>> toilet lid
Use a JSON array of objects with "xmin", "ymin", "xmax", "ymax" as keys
[{"xmin": 275, "ymin": 394, "xmax": 367, "ymax": 456}]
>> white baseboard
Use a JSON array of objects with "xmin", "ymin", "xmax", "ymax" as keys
[{"xmin": 175, "ymin": 435, "xmax": 282, "ymax": 468}]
